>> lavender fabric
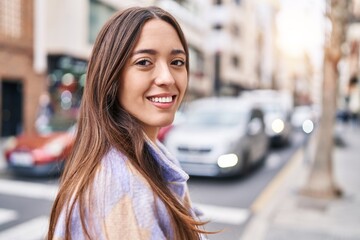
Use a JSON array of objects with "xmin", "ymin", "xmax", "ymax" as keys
[{"xmin": 53, "ymin": 139, "xmax": 205, "ymax": 240}]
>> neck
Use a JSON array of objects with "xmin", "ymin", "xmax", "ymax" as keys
[
  {"xmin": 142, "ymin": 126, "xmax": 159, "ymax": 143},
  {"xmin": 143, "ymin": 131, "xmax": 158, "ymax": 145}
]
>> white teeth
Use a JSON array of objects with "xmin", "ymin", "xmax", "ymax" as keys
[{"xmin": 149, "ymin": 96, "xmax": 173, "ymax": 103}]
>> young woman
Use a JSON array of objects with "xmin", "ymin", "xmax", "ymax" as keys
[{"xmin": 47, "ymin": 6, "xmax": 210, "ymax": 240}]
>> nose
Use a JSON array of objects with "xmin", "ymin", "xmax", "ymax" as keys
[{"xmin": 154, "ymin": 62, "xmax": 175, "ymax": 86}]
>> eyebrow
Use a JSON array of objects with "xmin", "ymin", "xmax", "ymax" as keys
[{"xmin": 131, "ymin": 48, "xmax": 186, "ymax": 56}]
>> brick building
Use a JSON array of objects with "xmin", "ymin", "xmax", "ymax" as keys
[{"xmin": 0, "ymin": 0, "xmax": 45, "ymax": 137}]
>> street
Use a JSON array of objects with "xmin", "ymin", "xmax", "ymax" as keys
[
  {"xmin": 1, "ymin": 0, "xmax": 359, "ymax": 239},
  {"xmin": 0, "ymin": 131, "xmax": 307, "ymax": 240},
  {"xmin": 189, "ymin": 131, "xmax": 306, "ymax": 240}
]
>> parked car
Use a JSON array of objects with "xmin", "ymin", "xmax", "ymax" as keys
[
  {"xmin": 291, "ymin": 105, "xmax": 318, "ymax": 134},
  {"xmin": 241, "ymin": 90, "xmax": 293, "ymax": 146},
  {"xmin": 3, "ymin": 119, "xmax": 76, "ymax": 177},
  {"xmin": 261, "ymin": 102, "xmax": 292, "ymax": 146},
  {"xmin": 164, "ymin": 97, "xmax": 269, "ymax": 177},
  {"xmin": 157, "ymin": 111, "xmax": 186, "ymax": 142}
]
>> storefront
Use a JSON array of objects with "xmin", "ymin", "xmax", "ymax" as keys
[{"xmin": 40, "ymin": 55, "xmax": 88, "ymax": 133}]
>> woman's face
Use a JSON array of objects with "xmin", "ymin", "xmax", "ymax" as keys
[{"xmin": 119, "ymin": 19, "xmax": 188, "ymax": 141}]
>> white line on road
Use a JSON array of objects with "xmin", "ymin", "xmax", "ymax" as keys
[
  {"xmin": 0, "ymin": 178, "xmax": 250, "ymax": 226},
  {"xmin": 0, "ymin": 208, "xmax": 18, "ymax": 225},
  {"xmin": 194, "ymin": 203, "xmax": 250, "ymax": 225},
  {"xmin": 0, "ymin": 216, "xmax": 48, "ymax": 240},
  {"xmin": 0, "ymin": 179, "xmax": 58, "ymax": 200}
]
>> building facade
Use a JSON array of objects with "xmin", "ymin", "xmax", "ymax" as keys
[
  {"xmin": 43, "ymin": 0, "xmax": 214, "ymax": 124},
  {"xmin": 1, "ymin": 0, "xmax": 280, "ymax": 136},
  {"xmin": 341, "ymin": 0, "xmax": 360, "ymax": 116},
  {"xmin": 0, "ymin": 0, "xmax": 45, "ymax": 136}
]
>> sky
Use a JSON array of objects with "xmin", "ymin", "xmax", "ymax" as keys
[{"xmin": 276, "ymin": 0, "xmax": 326, "ymax": 67}]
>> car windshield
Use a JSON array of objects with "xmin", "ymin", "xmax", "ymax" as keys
[
  {"xmin": 262, "ymin": 103, "xmax": 283, "ymax": 114},
  {"xmin": 35, "ymin": 104, "xmax": 77, "ymax": 135},
  {"xmin": 185, "ymin": 108, "xmax": 246, "ymax": 127}
]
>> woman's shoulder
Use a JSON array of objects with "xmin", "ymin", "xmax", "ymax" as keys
[
  {"xmin": 95, "ymin": 147, "xmax": 150, "ymax": 194},
  {"xmin": 102, "ymin": 147, "xmax": 128, "ymax": 167},
  {"xmin": 93, "ymin": 148, "xmax": 132, "ymax": 194}
]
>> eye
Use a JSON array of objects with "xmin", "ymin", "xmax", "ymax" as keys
[
  {"xmin": 135, "ymin": 59, "xmax": 152, "ymax": 66},
  {"xmin": 171, "ymin": 59, "xmax": 185, "ymax": 67}
]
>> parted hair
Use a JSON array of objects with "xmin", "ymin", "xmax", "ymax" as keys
[{"xmin": 47, "ymin": 6, "xmax": 208, "ymax": 240}]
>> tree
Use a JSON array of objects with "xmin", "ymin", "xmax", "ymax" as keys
[{"xmin": 301, "ymin": 0, "xmax": 350, "ymax": 198}]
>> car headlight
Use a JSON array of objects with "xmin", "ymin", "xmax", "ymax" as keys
[
  {"xmin": 217, "ymin": 154, "xmax": 238, "ymax": 168},
  {"xmin": 272, "ymin": 119, "xmax": 285, "ymax": 134},
  {"xmin": 302, "ymin": 119, "xmax": 314, "ymax": 134},
  {"xmin": 3, "ymin": 137, "xmax": 17, "ymax": 152},
  {"xmin": 43, "ymin": 140, "xmax": 65, "ymax": 156}
]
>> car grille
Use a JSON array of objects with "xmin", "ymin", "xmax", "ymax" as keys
[{"xmin": 177, "ymin": 146, "xmax": 212, "ymax": 154}]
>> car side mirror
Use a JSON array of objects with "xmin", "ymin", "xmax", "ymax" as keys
[{"xmin": 247, "ymin": 118, "xmax": 262, "ymax": 136}]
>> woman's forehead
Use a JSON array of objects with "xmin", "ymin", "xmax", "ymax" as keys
[{"xmin": 133, "ymin": 19, "xmax": 184, "ymax": 50}]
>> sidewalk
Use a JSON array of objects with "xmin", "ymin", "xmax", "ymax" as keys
[{"xmin": 241, "ymin": 124, "xmax": 360, "ymax": 240}]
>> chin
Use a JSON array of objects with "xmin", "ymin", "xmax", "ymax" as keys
[
  {"xmin": 160, "ymin": 120, "xmax": 173, "ymax": 127},
  {"xmin": 158, "ymin": 116, "xmax": 174, "ymax": 127}
]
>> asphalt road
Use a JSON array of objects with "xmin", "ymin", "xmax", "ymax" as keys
[
  {"xmin": 188, "ymin": 132, "xmax": 306, "ymax": 240},
  {"xmin": 0, "ymin": 132, "xmax": 307, "ymax": 240}
]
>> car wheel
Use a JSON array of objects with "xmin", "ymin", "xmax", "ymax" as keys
[{"xmin": 239, "ymin": 151, "xmax": 250, "ymax": 176}]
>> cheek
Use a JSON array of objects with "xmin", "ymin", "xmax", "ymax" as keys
[
  {"xmin": 118, "ymin": 80, "xmax": 150, "ymax": 117},
  {"xmin": 118, "ymin": 79, "xmax": 136, "ymax": 111},
  {"xmin": 178, "ymin": 74, "xmax": 188, "ymax": 96}
]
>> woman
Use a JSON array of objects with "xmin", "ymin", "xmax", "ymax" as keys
[{"xmin": 47, "ymin": 6, "xmax": 210, "ymax": 240}]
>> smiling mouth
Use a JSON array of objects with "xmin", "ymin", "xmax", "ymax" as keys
[{"xmin": 148, "ymin": 96, "xmax": 175, "ymax": 103}]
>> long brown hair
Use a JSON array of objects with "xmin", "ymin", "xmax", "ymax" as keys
[{"xmin": 48, "ymin": 6, "xmax": 208, "ymax": 240}]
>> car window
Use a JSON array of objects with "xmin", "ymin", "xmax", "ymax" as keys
[
  {"xmin": 185, "ymin": 108, "xmax": 247, "ymax": 127},
  {"xmin": 262, "ymin": 103, "xmax": 282, "ymax": 114}
]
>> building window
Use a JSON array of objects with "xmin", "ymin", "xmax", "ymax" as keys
[
  {"xmin": 0, "ymin": 0, "xmax": 22, "ymax": 39},
  {"xmin": 189, "ymin": 46, "xmax": 205, "ymax": 77},
  {"xmin": 234, "ymin": 0, "xmax": 241, "ymax": 5},
  {"xmin": 231, "ymin": 24, "xmax": 240, "ymax": 37},
  {"xmin": 213, "ymin": 24, "xmax": 223, "ymax": 30},
  {"xmin": 232, "ymin": 55, "xmax": 241, "ymax": 68},
  {"xmin": 89, "ymin": 0, "xmax": 116, "ymax": 44},
  {"xmin": 174, "ymin": 0, "xmax": 188, "ymax": 6},
  {"xmin": 45, "ymin": 55, "xmax": 88, "ymax": 132}
]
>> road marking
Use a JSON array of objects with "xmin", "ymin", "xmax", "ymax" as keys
[
  {"xmin": 0, "ymin": 216, "xmax": 48, "ymax": 240},
  {"xmin": 0, "ymin": 179, "xmax": 58, "ymax": 200},
  {"xmin": 0, "ymin": 152, "xmax": 6, "ymax": 170},
  {"xmin": 0, "ymin": 178, "xmax": 251, "ymax": 227},
  {"xmin": 0, "ymin": 208, "xmax": 18, "ymax": 225},
  {"xmin": 194, "ymin": 203, "xmax": 250, "ymax": 225}
]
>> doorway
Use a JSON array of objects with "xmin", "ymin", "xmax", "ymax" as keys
[{"xmin": 1, "ymin": 80, "xmax": 23, "ymax": 137}]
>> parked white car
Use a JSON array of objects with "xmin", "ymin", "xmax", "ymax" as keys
[
  {"xmin": 291, "ymin": 105, "xmax": 318, "ymax": 134},
  {"xmin": 164, "ymin": 97, "xmax": 269, "ymax": 177},
  {"xmin": 241, "ymin": 90, "xmax": 293, "ymax": 146}
]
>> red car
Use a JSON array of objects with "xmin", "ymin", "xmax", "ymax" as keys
[
  {"xmin": 3, "ymin": 125, "xmax": 76, "ymax": 177},
  {"xmin": 157, "ymin": 124, "xmax": 174, "ymax": 143},
  {"xmin": 157, "ymin": 111, "xmax": 185, "ymax": 142}
]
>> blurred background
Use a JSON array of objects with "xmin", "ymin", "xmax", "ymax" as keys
[{"xmin": 0, "ymin": 0, "xmax": 359, "ymax": 239}]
